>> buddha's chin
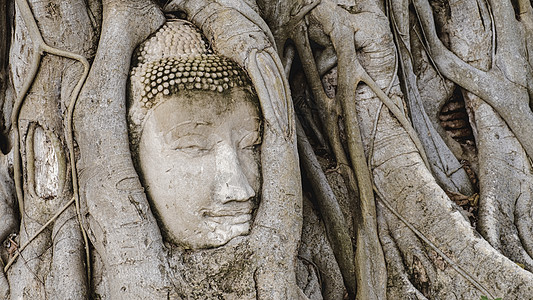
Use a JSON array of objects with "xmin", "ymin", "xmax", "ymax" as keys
[
  {"xmin": 206, "ymin": 221, "xmax": 251, "ymax": 247},
  {"xmin": 170, "ymin": 218, "xmax": 252, "ymax": 250}
]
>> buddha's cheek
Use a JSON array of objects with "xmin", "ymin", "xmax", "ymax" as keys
[{"xmin": 145, "ymin": 153, "xmax": 216, "ymax": 234}]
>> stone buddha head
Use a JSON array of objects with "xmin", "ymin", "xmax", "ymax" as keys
[{"xmin": 128, "ymin": 20, "xmax": 262, "ymax": 250}]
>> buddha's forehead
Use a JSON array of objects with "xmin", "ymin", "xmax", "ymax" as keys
[{"xmin": 147, "ymin": 87, "xmax": 261, "ymax": 134}]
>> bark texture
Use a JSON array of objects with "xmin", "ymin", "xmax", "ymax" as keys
[{"xmin": 2, "ymin": 0, "xmax": 533, "ymax": 299}]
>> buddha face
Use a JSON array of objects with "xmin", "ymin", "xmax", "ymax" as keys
[{"xmin": 137, "ymin": 87, "xmax": 261, "ymax": 249}]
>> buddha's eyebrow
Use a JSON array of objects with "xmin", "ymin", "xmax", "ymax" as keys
[
  {"xmin": 242, "ymin": 117, "xmax": 262, "ymax": 131},
  {"xmin": 242, "ymin": 116, "xmax": 262, "ymax": 125},
  {"xmin": 245, "ymin": 117, "xmax": 261, "ymax": 122}
]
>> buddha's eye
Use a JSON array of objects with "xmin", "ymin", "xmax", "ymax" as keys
[
  {"xmin": 172, "ymin": 134, "xmax": 213, "ymax": 155},
  {"xmin": 238, "ymin": 131, "xmax": 261, "ymax": 151}
]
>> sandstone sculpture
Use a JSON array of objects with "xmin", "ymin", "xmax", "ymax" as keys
[{"xmin": 128, "ymin": 21, "xmax": 261, "ymax": 250}]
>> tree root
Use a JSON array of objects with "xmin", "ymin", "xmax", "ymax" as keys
[
  {"xmin": 0, "ymin": 152, "xmax": 16, "ymax": 245},
  {"xmin": 389, "ymin": 0, "xmax": 474, "ymax": 195},
  {"xmin": 374, "ymin": 185, "xmax": 495, "ymax": 298},
  {"xmin": 3, "ymin": 197, "xmax": 75, "ymax": 273},
  {"xmin": 370, "ymin": 110, "xmax": 533, "ymax": 297},
  {"xmin": 473, "ymin": 96, "xmax": 533, "ymax": 269},
  {"xmin": 291, "ymin": 22, "xmax": 356, "ymax": 199},
  {"xmin": 0, "ymin": 260, "xmax": 7, "ymax": 299},
  {"xmin": 350, "ymin": 57, "xmax": 430, "ymax": 169},
  {"xmin": 73, "ymin": 1, "xmax": 175, "ymax": 297},
  {"xmin": 413, "ymin": 0, "xmax": 533, "ymax": 163},
  {"xmin": 441, "ymin": 0, "xmax": 533, "ymax": 270},
  {"xmin": 290, "ymin": 4, "xmax": 389, "ymax": 298},
  {"xmin": 296, "ymin": 119, "xmax": 356, "ymax": 297},
  {"xmin": 10, "ymin": 0, "xmax": 91, "ymax": 284},
  {"xmin": 377, "ymin": 202, "xmax": 429, "ymax": 300},
  {"xmin": 332, "ymin": 25, "xmax": 387, "ymax": 300}
]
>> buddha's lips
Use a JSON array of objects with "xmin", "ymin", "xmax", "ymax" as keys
[
  {"xmin": 200, "ymin": 204, "xmax": 253, "ymax": 219},
  {"xmin": 204, "ymin": 213, "xmax": 252, "ymax": 225}
]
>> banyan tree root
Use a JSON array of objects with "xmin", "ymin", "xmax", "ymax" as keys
[
  {"xmin": 262, "ymin": 0, "xmax": 533, "ymax": 298},
  {"xmin": 74, "ymin": 1, "xmax": 175, "ymax": 298},
  {"xmin": 376, "ymin": 201, "xmax": 428, "ymax": 300},
  {"xmin": 296, "ymin": 119, "xmax": 355, "ymax": 298},
  {"xmin": 435, "ymin": 0, "xmax": 533, "ymax": 270},
  {"xmin": 0, "ymin": 152, "xmax": 16, "ymax": 249},
  {"xmin": 4, "ymin": 0, "xmax": 96, "ymax": 298},
  {"xmin": 370, "ymin": 0, "xmax": 533, "ymax": 298},
  {"xmin": 412, "ymin": 0, "xmax": 533, "ymax": 162},
  {"xmin": 388, "ymin": 0, "xmax": 474, "ymax": 196},
  {"xmin": 0, "ymin": 154, "xmax": 13, "ymax": 297}
]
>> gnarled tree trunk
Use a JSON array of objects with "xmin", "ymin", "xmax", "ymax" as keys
[{"xmin": 1, "ymin": 0, "xmax": 533, "ymax": 299}]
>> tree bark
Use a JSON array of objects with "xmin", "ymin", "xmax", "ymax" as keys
[{"xmin": 2, "ymin": 0, "xmax": 533, "ymax": 299}]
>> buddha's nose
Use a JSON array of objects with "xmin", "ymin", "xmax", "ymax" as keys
[{"xmin": 214, "ymin": 142, "xmax": 255, "ymax": 204}]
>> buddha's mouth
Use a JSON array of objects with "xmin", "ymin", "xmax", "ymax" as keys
[
  {"xmin": 205, "ymin": 213, "xmax": 252, "ymax": 225},
  {"xmin": 201, "ymin": 205, "xmax": 253, "ymax": 224}
]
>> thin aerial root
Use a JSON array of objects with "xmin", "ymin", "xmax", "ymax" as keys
[
  {"xmin": 0, "ymin": 259, "xmax": 7, "ymax": 298},
  {"xmin": 292, "ymin": 24, "xmax": 351, "ymax": 169},
  {"xmin": 282, "ymin": 44, "xmax": 296, "ymax": 78},
  {"xmin": 368, "ymin": 46, "xmax": 398, "ymax": 169},
  {"xmin": 4, "ymin": 197, "xmax": 75, "ymax": 273},
  {"xmin": 373, "ymin": 185, "xmax": 496, "ymax": 299},
  {"xmin": 24, "ymin": 123, "xmax": 37, "ymax": 198},
  {"xmin": 352, "ymin": 58, "xmax": 430, "ymax": 168},
  {"xmin": 291, "ymin": 25, "xmax": 330, "ymax": 115},
  {"xmin": 10, "ymin": 49, "xmax": 41, "ymax": 221},
  {"xmin": 292, "ymin": 22, "xmax": 360, "ymax": 212},
  {"xmin": 65, "ymin": 45, "xmax": 91, "ymax": 287},
  {"xmin": 11, "ymin": 0, "xmax": 91, "ymax": 284},
  {"xmin": 412, "ymin": 27, "xmax": 445, "ymax": 83},
  {"xmin": 296, "ymin": 119, "xmax": 356, "ymax": 297},
  {"xmin": 334, "ymin": 30, "xmax": 387, "ymax": 300},
  {"xmin": 368, "ymin": 103, "xmax": 384, "ymax": 169},
  {"xmin": 481, "ymin": 0, "xmax": 496, "ymax": 67}
]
